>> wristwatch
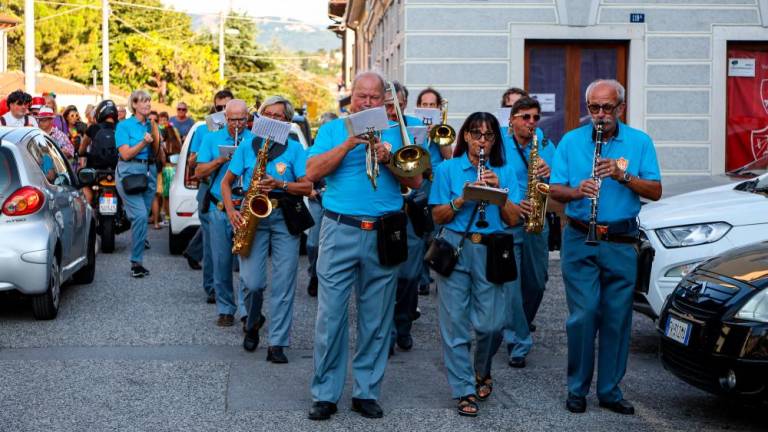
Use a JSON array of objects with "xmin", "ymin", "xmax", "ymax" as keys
[
  {"xmin": 618, "ymin": 170, "xmax": 632, "ymax": 184},
  {"xmin": 282, "ymin": 180, "xmax": 289, "ymax": 191}
]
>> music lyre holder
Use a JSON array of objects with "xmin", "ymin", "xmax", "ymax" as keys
[{"xmin": 462, "ymin": 183, "xmax": 508, "ymax": 207}]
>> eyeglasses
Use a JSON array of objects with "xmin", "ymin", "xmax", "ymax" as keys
[
  {"xmin": 469, "ymin": 130, "xmax": 496, "ymax": 141},
  {"xmin": 587, "ymin": 103, "xmax": 618, "ymax": 114},
  {"xmin": 261, "ymin": 111, "xmax": 285, "ymax": 121},
  {"xmin": 512, "ymin": 113, "xmax": 541, "ymax": 122},
  {"xmin": 177, "ymin": 107, "xmax": 187, "ymax": 112},
  {"xmin": 227, "ymin": 117, "xmax": 247, "ymax": 123},
  {"xmin": 215, "ymin": 105, "xmax": 226, "ymax": 112}
]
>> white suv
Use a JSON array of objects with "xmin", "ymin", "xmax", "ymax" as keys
[
  {"xmin": 636, "ymin": 163, "xmax": 768, "ymax": 319},
  {"xmin": 168, "ymin": 122, "xmax": 309, "ymax": 254}
]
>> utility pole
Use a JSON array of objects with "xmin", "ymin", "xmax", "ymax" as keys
[
  {"xmin": 24, "ymin": 0, "xmax": 34, "ymax": 94},
  {"xmin": 218, "ymin": 10, "xmax": 225, "ymax": 85},
  {"xmin": 102, "ymin": 0, "xmax": 110, "ymax": 98}
]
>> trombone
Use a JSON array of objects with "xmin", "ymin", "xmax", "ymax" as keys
[
  {"xmin": 386, "ymin": 82, "xmax": 431, "ymax": 178},
  {"xmin": 428, "ymin": 99, "xmax": 456, "ymax": 147}
]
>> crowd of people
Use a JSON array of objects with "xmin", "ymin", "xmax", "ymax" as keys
[{"xmin": 1, "ymin": 71, "xmax": 662, "ymax": 420}]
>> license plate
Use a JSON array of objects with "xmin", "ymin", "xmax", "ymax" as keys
[
  {"xmin": 665, "ymin": 315, "xmax": 692, "ymax": 346},
  {"xmin": 99, "ymin": 196, "xmax": 117, "ymax": 215}
]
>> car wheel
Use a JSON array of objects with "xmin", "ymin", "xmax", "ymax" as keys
[
  {"xmin": 168, "ymin": 223, "xmax": 185, "ymax": 255},
  {"xmin": 72, "ymin": 226, "xmax": 96, "ymax": 284},
  {"xmin": 101, "ymin": 216, "xmax": 115, "ymax": 253},
  {"xmin": 32, "ymin": 256, "xmax": 61, "ymax": 320}
]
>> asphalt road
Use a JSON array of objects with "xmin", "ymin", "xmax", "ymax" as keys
[{"xmin": 1, "ymin": 227, "xmax": 766, "ymax": 431}]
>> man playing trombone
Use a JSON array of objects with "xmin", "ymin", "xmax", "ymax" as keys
[
  {"xmin": 305, "ymin": 71, "xmax": 422, "ymax": 421},
  {"xmin": 549, "ymin": 79, "xmax": 661, "ymax": 415}
]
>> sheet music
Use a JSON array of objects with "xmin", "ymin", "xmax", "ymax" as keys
[
  {"xmin": 205, "ymin": 112, "xmax": 226, "ymax": 131},
  {"xmin": 495, "ymin": 108, "xmax": 512, "ymax": 127},
  {"xmin": 218, "ymin": 145, "xmax": 237, "ymax": 159},
  {"xmin": 406, "ymin": 126, "xmax": 428, "ymax": 146},
  {"xmin": 413, "ymin": 108, "xmax": 441, "ymax": 126},
  {"xmin": 251, "ymin": 116, "xmax": 292, "ymax": 145},
  {"xmin": 344, "ymin": 106, "xmax": 390, "ymax": 137}
]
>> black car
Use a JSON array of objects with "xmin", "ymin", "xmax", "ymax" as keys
[{"xmin": 658, "ymin": 240, "xmax": 768, "ymax": 400}]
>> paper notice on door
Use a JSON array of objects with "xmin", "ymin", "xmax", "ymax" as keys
[
  {"xmin": 729, "ymin": 58, "xmax": 756, "ymax": 77},
  {"xmin": 530, "ymin": 93, "xmax": 556, "ymax": 112}
]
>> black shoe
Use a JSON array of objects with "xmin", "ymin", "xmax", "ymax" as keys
[
  {"xmin": 396, "ymin": 335, "xmax": 413, "ymax": 351},
  {"xmin": 216, "ymin": 314, "xmax": 234, "ymax": 327},
  {"xmin": 529, "ymin": 323, "xmax": 537, "ymax": 332},
  {"xmin": 241, "ymin": 316, "xmax": 248, "ymax": 333},
  {"xmin": 413, "ymin": 307, "xmax": 421, "ymax": 321},
  {"xmin": 351, "ymin": 398, "xmax": 383, "ymax": 419},
  {"xmin": 308, "ymin": 401, "xmax": 337, "ymax": 421},
  {"xmin": 307, "ymin": 276, "xmax": 318, "ymax": 297},
  {"xmin": 418, "ymin": 283, "xmax": 429, "ymax": 296},
  {"xmin": 599, "ymin": 399, "xmax": 635, "ymax": 415},
  {"xmin": 131, "ymin": 264, "xmax": 150, "ymax": 278},
  {"xmin": 183, "ymin": 253, "xmax": 202, "ymax": 270},
  {"xmin": 388, "ymin": 345, "xmax": 395, "ymax": 358},
  {"xmin": 242, "ymin": 315, "xmax": 265, "ymax": 351},
  {"xmin": 566, "ymin": 393, "xmax": 587, "ymax": 413},
  {"xmin": 144, "ymin": 240, "xmax": 151, "ymax": 250},
  {"xmin": 508, "ymin": 357, "xmax": 526, "ymax": 368},
  {"xmin": 206, "ymin": 293, "xmax": 216, "ymax": 304},
  {"xmin": 267, "ymin": 346, "xmax": 289, "ymax": 363}
]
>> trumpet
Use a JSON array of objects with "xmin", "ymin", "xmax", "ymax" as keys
[
  {"xmin": 387, "ymin": 82, "xmax": 431, "ymax": 178},
  {"xmin": 365, "ymin": 127, "xmax": 379, "ymax": 190},
  {"xmin": 429, "ymin": 99, "xmax": 456, "ymax": 147},
  {"xmin": 586, "ymin": 121, "xmax": 605, "ymax": 245}
]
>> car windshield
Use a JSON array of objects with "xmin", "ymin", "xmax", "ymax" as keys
[{"xmin": 0, "ymin": 148, "xmax": 17, "ymax": 196}]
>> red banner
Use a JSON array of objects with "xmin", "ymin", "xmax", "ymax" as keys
[{"xmin": 726, "ymin": 48, "xmax": 768, "ymax": 171}]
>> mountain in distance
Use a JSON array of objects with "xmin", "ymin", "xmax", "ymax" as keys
[{"xmin": 191, "ymin": 15, "xmax": 339, "ymax": 53}]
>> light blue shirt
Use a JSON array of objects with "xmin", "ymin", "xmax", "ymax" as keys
[
  {"xmin": 429, "ymin": 153, "xmax": 522, "ymax": 234},
  {"xmin": 550, "ymin": 121, "xmax": 661, "ymax": 223},
  {"xmin": 309, "ymin": 117, "xmax": 408, "ymax": 216},
  {"xmin": 501, "ymin": 127, "xmax": 556, "ymax": 201},
  {"xmin": 115, "ymin": 116, "xmax": 151, "ymax": 160},
  {"xmin": 228, "ymin": 136, "xmax": 307, "ymax": 194},
  {"xmin": 197, "ymin": 128, "xmax": 255, "ymax": 209},
  {"xmin": 189, "ymin": 124, "xmax": 212, "ymax": 154}
]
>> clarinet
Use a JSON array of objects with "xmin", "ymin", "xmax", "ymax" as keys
[
  {"xmin": 585, "ymin": 121, "xmax": 604, "ymax": 245},
  {"xmin": 475, "ymin": 148, "xmax": 489, "ymax": 229}
]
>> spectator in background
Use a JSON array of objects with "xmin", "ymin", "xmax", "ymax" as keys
[
  {"xmin": 149, "ymin": 110, "xmax": 166, "ymax": 229},
  {"xmin": 36, "ymin": 107, "xmax": 75, "ymax": 161},
  {"xmin": 117, "ymin": 105, "xmax": 127, "ymax": 121},
  {"xmin": 43, "ymin": 92, "xmax": 67, "ymax": 133},
  {"xmin": 29, "ymin": 97, "xmax": 46, "ymax": 116},
  {"xmin": 170, "ymin": 102, "xmax": 194, "ymax": 140},
  {"xmin": 85, "ymin": 104, "xmax": 97, "ymax": 126},
  {"xmin": 160, "ymin": 116, "xmax": 182, "ymax": 225},
  {"xmin": 62, "ymin": 105, "xmax": 87, "ymax": 150},
  {"xmin": 1, "ymin": 90, "xmax": 37, "ymax": 127}
]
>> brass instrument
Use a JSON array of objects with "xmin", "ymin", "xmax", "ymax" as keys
[
  {"xmin": 387, "ymin": 82, "xmax": 431, "ymax": 178},
  {"xmin": 523, "ymin": 129, "xmax": 550, "ymax": 234},
  {"xmin": 232, "ymin": 138, "xmax": 276, "ymax": 257},
  {"xmin": 365, "ymin": 128, "xmax": 379, "ymax": 190},
  {"xmin": 428, "ymin": 99, "xmax": 456, "ymax": 147},
  {"xmin": 586, "ymin": 121, "xmax": 605, "ymax": 245}
]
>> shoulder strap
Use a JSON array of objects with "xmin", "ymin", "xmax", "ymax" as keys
[
  {"xmin": 455, "ymin": 204, "xmax": 480, "ymax": 255},
  {"xmin": 0, "ymin": 116, "xmax": 5, "ymax": 126},
  {"xmin": 25, "ymin": 115, "xmax": 31, "ymax": 127},
  {"xmin": 251, "ymin": 137, "xmax": 288, "ymax": 162},
  {"xmin": 513, "ymin": 139, "xmax": 529, "ymax": 169}
]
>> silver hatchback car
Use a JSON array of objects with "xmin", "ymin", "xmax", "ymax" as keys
[{"xmin": 0, "ymin": 127, "xmax": 97, "ymax": 319}]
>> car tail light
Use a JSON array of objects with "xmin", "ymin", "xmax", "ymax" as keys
[
  {"xmin": 103, "ymin": 191, "xmax": 114, "ymax": 199},
  {"xmin": 2, "ymin": 186, "xmax": 45, "ymax": 216},
  {"xmin": 176, "ymin": 211, "xmax": 194, "ymax": 217}
]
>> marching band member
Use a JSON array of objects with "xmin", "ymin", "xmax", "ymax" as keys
[
  {"xmin": 195, "ymin": 99, "xmax": 254, "ymax": 327},
  {"xmin": 429, "ymin": 112, "xmax": 522, "ymax": 417},
  {"xmin": 550, "ymin": 79, "xmax": 661, "ymax": 415},
  {"xmin": 305, "ymin": 71, "xmax": 421, "ymax": 421},
  {"xmin": 501, "ymin": 97, "xmax": 555, "ymax": 368},
  {"xmin": 221, "ymin": 96, "xmax": 312, "ymax": 363}
]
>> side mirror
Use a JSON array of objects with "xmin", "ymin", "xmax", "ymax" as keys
[
  {"xmin": 169, "ymin": 154, "xmax": 179, "ymax": 165},
  {"xmin": 78, "ymin": 168, "xmax": 98, "ymax": 186}
]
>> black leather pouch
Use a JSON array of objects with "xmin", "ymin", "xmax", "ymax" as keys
[
  {"xmin": 121, "ymin": 173, "xmax": 148, "ymax": 194},
  {"xmin": 280, "ymin": 195, "xmax": 315, "ymax": 235},
  {"xmin": 485, "ymin": 233, "xmax": 517, "ymax": 284},
  {"xmin": 377, "ymin": 211, "xmax": 408, "ymax": 266},
  {"xmin": 424, "ymin": 236, "xmax": 458, "ymax": 277}
]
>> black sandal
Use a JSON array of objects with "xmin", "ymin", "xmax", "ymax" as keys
[
  {"xmin": 457, "ymin": 395, "xmax": 479, "ymax": 417},
  {"xmin": 475, "ymin": 374, "xmax": 493, "ymax": 401}
]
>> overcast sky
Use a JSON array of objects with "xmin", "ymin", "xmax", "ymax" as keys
[{"xmin": 161, "ymin": 0, "xmax": 332, "ymax": 25}]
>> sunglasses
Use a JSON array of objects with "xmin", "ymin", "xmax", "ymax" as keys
[
  {"xmin": 512, "ymin": 113, "xmax": 541, "ymax": 122},
  {"xmin": 587, "ymin": 103, "xmax": 618, "ymax": 114},
  {"xmin": 227, "ymin": 117, "xmax": 247, "ymax": 123},
  {"xmin": 215, "ymin": 105, "xmax": 226, "ymax": 112},
  {"xmin": 177, "ymin": 107, "xmax": 187, "ymax": 111},
  {"xmin": 469, "ymin": 130, "xmax": 495, "ymax": 141}
]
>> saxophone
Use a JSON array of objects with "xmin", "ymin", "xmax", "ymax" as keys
[
  {"xmin": 523, "ymin": 129, "xmax": 550, "ymax": 234},
  {"xmin": 232, "ymin": 138, "xmax": 275, "ymax": 257}
]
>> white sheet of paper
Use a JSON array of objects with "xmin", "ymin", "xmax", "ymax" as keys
[
  {"xmin": 205, "ymin": 112, "xmax": 226, "ymax": 131},
  {"xmin": 218, "ymin": 145, "xmax": 236, "ymax": 159},
  {"xmin": 344, "ymin": 106, "xmax": 390, "ymax": 137},
  {"xmin": 495, "ymin": 108, "xmax": 512, "ymax": 126},
  {"xmin": 251, "ymin": 116, "xmax": 291, "ymax": 145},
  {"xmin": 530, "ymin": 93, "xmax": 556, "ymax": 112},
  {"xmin": 728, "ymin": 58, "xmax": 756, "ymax": 77},
  {"xmin": 413, "ymin": 108, "xmax": 441, "ymax": 126},
  {"xmin": 406, "ymin": 126, "xmax": 428, "ymax": 146}
]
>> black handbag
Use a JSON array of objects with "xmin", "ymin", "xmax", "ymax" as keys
[
  {"xmin": 377, "ymin": 211, "xmax": 408, "ymax": 266},
  {"xmin": 279, "ymin": 195, "xmax": 315, "ymax": 235},
  {"xmin": 424, "ymin": 204, "xmax": 479, "ymax": 277},
  {"xmin": 121, "ymin": 173, "xmax": 148, "ymax": 194},
  {"xmin": 405, "ymin": 192, "xmax": 434, "ymax": 237},
  {"xmin": 485, "ymin": 232, "xmax": 517, "ymax": 284}
]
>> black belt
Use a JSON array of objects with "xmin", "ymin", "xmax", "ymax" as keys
[
  {"xmin": 323, "ymin": 210, "xmax": 380, "ymax": 231},
  {"xmin": 120, "ymin": 158, "xmax": 155, "ymax": 164},
  {"xmin": 209, "ymin": 194, "xmax": 241, "ymax": 211},
  {"xmin": 446, "ymin": 229, "xmax": 493, "ymax": 245},
  {"xmin": 568, "ymin": 218, "xmax": 639, "ymax": 244}
]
